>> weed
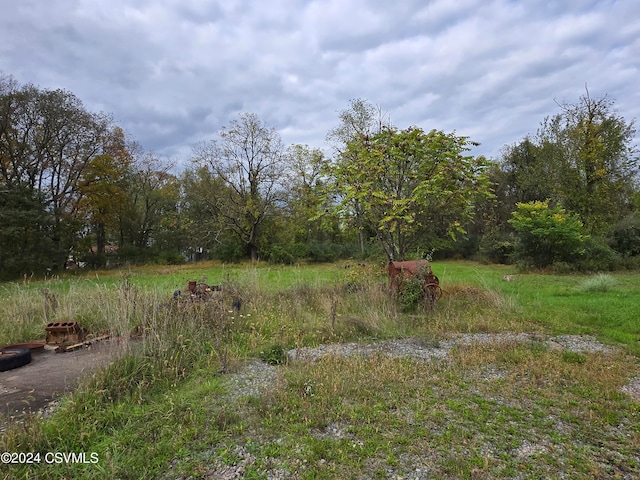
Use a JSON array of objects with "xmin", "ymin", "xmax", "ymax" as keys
[
  {"xmin": 259, "ymin": 344, "xmax": 288, "ymax": 365},
  {"xmin": 578, "ymin": 273, "xmax": 618, "ymax": 293},
  {"xmin": 561, "ymin": 350, "xmax": 587, "ymax": 364}
]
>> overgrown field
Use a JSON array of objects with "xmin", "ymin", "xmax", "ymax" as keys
[{"xmin": 1, "ymin": 261, "xmax": 639, "ymax": 479}]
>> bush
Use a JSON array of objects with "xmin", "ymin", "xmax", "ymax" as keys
[
  {"xmin": 612, "ymin": 212, "xmax": 640, "ymax": 256},
  {"xmin": 259, "ymin": 344, "xmax": 288, "ymax": 365},
  {"xmin": 267, "ymin": 244, "xmax": 296, "ymax": 264},
  {"xmin": 574, "ymin": 237, "xmax": 621, "ymax": 272},
  {"xmin": 479, "ymin": 230, "xmax": 516, "ymax": 264},
  {"xmin": 308, "ymin": 241, "xmax": 344, "ymax": 262},
  {"xmin": 509, "ymin": 200, "xmax": 588, "ymax": 268},
  {"xmin": 398, "ymin": 277, "xmax": 425, "ymax": 311}
]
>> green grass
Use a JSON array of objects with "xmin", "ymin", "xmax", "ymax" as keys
[{"xmin": 1, "ymin": 260, "xmax": 640, "ymax": 479}]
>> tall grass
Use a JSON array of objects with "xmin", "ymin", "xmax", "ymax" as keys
[
  {"xmin": 2, "ymin": 261, "xmax": 640, "ymax": 478},
  {"xmin": 577, "ymin": 273, "xmax": 618, "ymax": 292}
]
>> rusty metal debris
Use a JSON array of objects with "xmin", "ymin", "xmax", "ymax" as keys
[
  {"xmin": 388, "ymin": 260, "xmax": 442, "ymax": 308},
  {"xmin": 173, "ymin": 280, "xmax": 222, "ymax": 302},
  {"xmin": 45, "ymin": 321, "xmax": 87, "ymax": 346}
]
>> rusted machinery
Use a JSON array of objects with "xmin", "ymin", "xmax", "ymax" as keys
[
  {"xmin": 388, "ymin": 260, "xmax": 442, "ymax": 308},
  {"xmin": 45, "ymin": 321, "xmax": 86, "ymax": 346}
]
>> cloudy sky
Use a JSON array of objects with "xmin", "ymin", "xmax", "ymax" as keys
[{"xmin": 1, "ymin": 0, "xmax": 639, "ymax": 165}]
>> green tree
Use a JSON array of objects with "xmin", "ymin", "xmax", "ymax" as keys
[
  {"xmin": 508, "ymin": 200, "xmax": 588, "ymax": 268},
  {"xmin": 77, "ymin": 127, "xmax": 134, "ymax": 255},
  {"xmin": 192, "ymin": 113, "xmax": 288, "ymax": 261},
  {"xmin": 0, "ymin": 75, "xmax": 112, "ymax": 272},
  {"xmin": 327, "ymin": 126, "xmax": 493, "ymax": 261},
  {"xmin": 326, "ymin": 99, "xmax": 391, "ymax": 254},
  {"xmin": 179, "ymin": 166, "xmax": 233, "ymax": 260},
  {"xmin": 0, "ymin": 187, "xmax": 55, "ymax": 279},
  {"xmin": 120, "ymin": 154, "xmax": 179, "ymax": 251},
  {"xmin": 285, "ymin": 144, "xmax": 336, "ymax": 243},
  {"xmin": 501, "ymin": 90, "xmax": 638, "ymax": 236}
]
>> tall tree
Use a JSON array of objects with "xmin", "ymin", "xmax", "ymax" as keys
[
  {"xmin": 326, "ymin": 99, "xmax": 392, "ymax": 254},
  {"xmin": 120, "ymin": 154, "xmax": 178, "ymax": 250},
  {"xmin": 327, "ymin": 126, "xmax": 493, "ymax": 261},
  {"xmin": 501, "ymin": 90, "xmax": 638, "ymax": 235},
  {"xmin": 285, "ymin": 144, "xmax": 333, "ymax": 243},
  {"xmin": 76, "ymin": 126, "xmax": 136, "ymax": 255},
  {"xmin": 193, "ymin": 113, "xmax": 288, "ymax": 261},
  {"xmin": 553, "ymin": 89, "xmax": 638, "ymax": 233},
  {"xmin": 326, "ymin": 98, "xmax": 391, "ymax": 154},
  {"xmin": 0, "ymin": 78, "xmax": 111, "ymax": 270},
  {"xmin": 179, "ymin": 166, "xmax": 231, "ymax": 260}
]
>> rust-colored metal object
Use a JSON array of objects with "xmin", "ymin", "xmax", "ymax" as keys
[
  {"xmin": 177, "ymin": 280, "xmax": 221, "ymax": 302},
  {"xmin": 45, "ymin": 321, "xmax": 86, "ymax": 346},
  {"xmin": 388, "ymin": 260, "xmax": 431, "ymax": 290},
  {"xmin": 388, "ymin": 260, "xmax": 442, "ymax": 308}
]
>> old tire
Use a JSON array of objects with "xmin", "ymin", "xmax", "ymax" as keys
[{"xmin": 0, "ymin": 347, "xmax": 32, "ymax": 372}]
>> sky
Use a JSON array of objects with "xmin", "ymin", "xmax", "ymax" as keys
[{"xmin": 1, "ymin": 0, "xmax": 639, "ymax": 166}]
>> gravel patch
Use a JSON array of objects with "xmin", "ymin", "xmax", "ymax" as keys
[
  {"xmin": 222, "ymin": 360, "xmax": 279, "ymax": 401},
  {"xmin": 621, "ymin": 375, "xmax": 640, "ymax": 401},
  {"xmin": 167, "ymin": 333, "xmax": 638, "ymax": 479},
  {"xmin": 218, "ymin": 333, "xmax": 637, "ymax": 409},
  {"xmin": 287, "ymin": 333, "xmax": 620, "ymax": 364},
  {"xmin": 286, "ymin": 333, "xmax": 640, "ymax": 404}
]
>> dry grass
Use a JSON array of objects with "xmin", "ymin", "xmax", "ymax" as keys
[{"xmin": 2, "ymin": 263, "xmax": 640, "ymax": 479}]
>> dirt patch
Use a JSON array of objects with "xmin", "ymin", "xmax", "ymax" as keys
[{"xmin": 0, "ymin": 339, "xmax": 131, "ymax": 425}]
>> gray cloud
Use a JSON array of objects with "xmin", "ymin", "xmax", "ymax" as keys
[{"xmin": 1, "ymin": 0, "xmax": 638, "ymax": 164}]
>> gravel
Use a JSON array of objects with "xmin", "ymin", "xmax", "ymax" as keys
[
  {"xmin": 285, "ymin": 333, "xmax": 639, "ymax": 401},
  {"xmin": 167, "ymin": 332, "xmax": 640, "ymax": 479},
  {"xmin": 224, "ymin": 332, "xmax": 639, "ymax": 406},
  {"xmin": 286, "ymin": 333, "xmax": 618, "ymax": 363}
]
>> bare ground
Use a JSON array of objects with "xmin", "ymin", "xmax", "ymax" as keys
[{"xmin": 0, "ymin": 339, "xmax": 131, "ymax": 427}]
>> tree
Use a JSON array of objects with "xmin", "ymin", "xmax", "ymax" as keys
[
  {"xmin": 77, "ymin": 127, "xmax": 135, "ymax": 255},
  {"xmin": 193, "ymin": 113, "xmax": 288, "ymax": 261},
  {"xmin": 326, "ymin": 98, "xmax": 390, "ymax": 154},
  {"xmin": 501, "ymin": 89, "xmax": 638, "ymax": 235},
  {"xmin": 327, "ymin": 126, "xmax": 493, "ymax": 261},
  {"xmin": 120, "ymin": 154, "xmax": 178, "ymax": 251},
  {"xmin": 284, "ymin": 144, "xmax": 334, "ymax": 243},
  {"xmin": 508, "ymin": 200, "xmax": 588, "ymax": 268},
  {"xmin": 0, "ymin": 187, "xmax": 55, "ymax": 279},
  {"xmin": 326, "ymin": 99, "xmax": 392, "ymax": 254},
  {"xmin": 179, "ymin": 166, "xmax": 233, "ymax": 260},
  {"xmin": 0, "ymin": 77, "xmax": 111, "ymax": 271}
]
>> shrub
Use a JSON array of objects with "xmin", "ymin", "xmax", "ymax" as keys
[
  {"xmin": 574, "ymin": 237, "xmax": 621, "ymax": 272},
  {"xmin": 267, "ymin": 244, "xmax": 296, "ymax": 264},
  {"xmin": 478, "ymin": 230, "xmax": 516, "ymax": 264},
  {"xmin": 612, "ymin": 212, "xmax": 640, "ymax": 256},
  {"xmin": 259, "ymin": 344, "xmax": 288, "ymax": 365},
  {"xmin": 508, "ymin": 200, "xmax": 588, "ymax": 268},
  {"xmin": 398, "ymin": 277, "xmax": 425, "ymax": 311}
]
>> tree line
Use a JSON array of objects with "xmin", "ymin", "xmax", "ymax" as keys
[{"xmin": 1, "ymin": 73, "xmax": 638, "ymax": 280}]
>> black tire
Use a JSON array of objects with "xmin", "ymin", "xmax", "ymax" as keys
[{"xmin": 0, "ymin": 347, "xmax": 32, "ymax": 372}]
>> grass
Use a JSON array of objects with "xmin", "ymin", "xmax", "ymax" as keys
[
  {"xmin": 577, "ymin": 273, "xmax": 619, "ymax": 292},
  {"xmin": 1, "ymin": 260, "xmax": 640, "ymax": 478}
]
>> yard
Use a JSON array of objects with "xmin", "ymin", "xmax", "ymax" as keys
[{"xmin": 1, "ymin": 261, "xmax": 639, "ymax": 479}]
